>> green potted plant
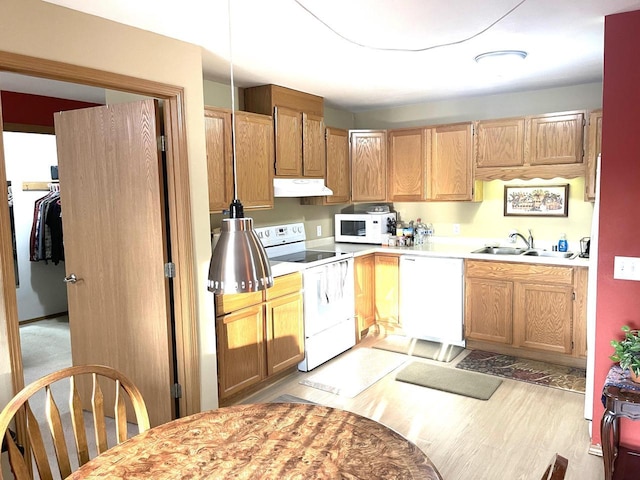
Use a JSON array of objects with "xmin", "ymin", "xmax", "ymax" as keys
[{"xmin": 610, "ymin": 325, "xmax": 640, "ymax": 382}]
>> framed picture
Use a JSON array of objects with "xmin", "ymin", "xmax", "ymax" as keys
[{"xmin": 504, "ymin": 184, "xmax": 569, "ymax": 217}]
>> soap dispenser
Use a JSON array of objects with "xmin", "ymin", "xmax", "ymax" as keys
[{"xmin": 558, "ymin": 233, "xmax": 568, "ymax": 252}]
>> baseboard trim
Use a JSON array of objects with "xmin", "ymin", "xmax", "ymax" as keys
[{"xmin": 19, "ymin": 311, "xmax": 69, "ymax": 325}]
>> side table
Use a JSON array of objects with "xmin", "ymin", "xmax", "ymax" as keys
[{"xmin": 601, "ymin": 365, "xmax": 640, "ymax": 480}]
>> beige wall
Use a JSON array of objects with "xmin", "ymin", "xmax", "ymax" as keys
[{"xmin": 0, "ymin": 0, "xmax": 217, "ymax": 411}]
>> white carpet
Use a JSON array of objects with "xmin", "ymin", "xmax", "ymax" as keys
[{"xmin": 299, "ymin": 348, "xmax": 407, "ymax": 398}]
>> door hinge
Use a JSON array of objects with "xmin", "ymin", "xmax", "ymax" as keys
[
  {"xmin": 158, "ymin": 135, "xmax": 166, "ymax": 152},
  {"xmin": 164, "ymin": 262, "xmax": 176, "ymax": 278},
  {"xmin": 171, "ymin": 383, "xmax": 182, "ymax": 399},
  {"xmin": 572, "ymin": 291, "xmax": 576, "ymax": 300}
]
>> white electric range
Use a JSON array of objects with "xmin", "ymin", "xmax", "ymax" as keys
[{"xmin": 255, "ymin": 223, "xmax": 355, "ymax": 371}]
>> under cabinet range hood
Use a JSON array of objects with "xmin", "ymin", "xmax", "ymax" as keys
[{"xmin": 273, "ymin": 178, "xmax": 333, "ymax": 197}]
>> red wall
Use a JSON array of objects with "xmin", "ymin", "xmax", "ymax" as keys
[
  {"xmin": 592, "ymin": 9, "xmax": 640, "ymax": 448},
  {"xmin": 0, "ymin": 91, "xmax": 100, "ymax": 127}
]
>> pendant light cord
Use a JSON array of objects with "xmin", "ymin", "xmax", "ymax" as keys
[{"xmin": 228, "ymin": 0, "xmax": 239, "ymax": 203}]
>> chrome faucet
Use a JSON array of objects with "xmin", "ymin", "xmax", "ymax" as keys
[{"xmin": 509, "ymin": 229, "xmax": 534, "ymax": 249}]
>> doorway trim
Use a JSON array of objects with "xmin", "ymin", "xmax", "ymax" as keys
[{"xmin": 0, "ymin": 50, "xmax": 200, "ymax": 417}]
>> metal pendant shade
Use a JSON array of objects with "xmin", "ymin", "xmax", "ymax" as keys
[
  {"xmin": 207, "ymin": 0, "xmax": 273, "ymax": 295},
  {"xmin": 208, "ymin": 217, "xmax": 273, "ymax": 294}
]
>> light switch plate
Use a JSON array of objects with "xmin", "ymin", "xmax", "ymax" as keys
[{"xmin": 613, "ymin": 256, "xmax": 640, "ymax": 281}]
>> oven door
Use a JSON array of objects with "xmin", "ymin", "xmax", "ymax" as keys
[{"xmin": 302, "ymin": 258, "xmax": 355, "ymax": 337}]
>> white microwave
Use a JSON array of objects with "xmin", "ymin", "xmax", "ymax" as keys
[{"xmin": 334, "ymin": 212, "xmax": 396, "ymax": 244}]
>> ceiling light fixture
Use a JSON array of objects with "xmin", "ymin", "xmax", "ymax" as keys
[
  {"xmin": 207, "ymin": 0, "xmax": 273, "ymax": 295},
  {"xmin": 474, "ymin": 50, "xmax": 528, "ymax": 67}
]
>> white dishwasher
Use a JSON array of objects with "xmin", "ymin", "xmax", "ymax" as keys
[{"xmin": 399, "ymin": 256, "xmax": 465, "ymax": 347}]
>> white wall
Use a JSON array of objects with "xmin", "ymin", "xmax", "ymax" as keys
[{"xmin": 4, "ymin": 132, "xmax": 68, "ymax": 321}]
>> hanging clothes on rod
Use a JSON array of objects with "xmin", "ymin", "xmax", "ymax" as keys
[{"xmin": 29, "ymin": 183, "xmax": 64, "ymax": 265}]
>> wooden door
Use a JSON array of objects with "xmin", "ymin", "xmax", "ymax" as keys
[
  {"xmin": 464, "ymin": 277, "xmax": 513, "ymax": 344},
  {"xmin": 374, "ymin": 254, "xmax": 399, "ymax": 326},
  {"xmin": 429, "ymin": 123, "xmax": 474, "ymax": 201},
  {"xmin": 204, "ymin": 107, "xmax": 233, "ymax": 212},
  {"xmin": 350, "ymin": 130, "xmax": 387, "ymax": 202},
  {"xmin": 235, "ymin": 111, "xmax": 274, "ymax": 209},
  {"xmin": 265, "ymin": 292, "xmax": 304, "ymax": 375},
  {"xmin": 388, "ymin": 128, "xmax": 428, "ymax": 201},
  {"xmin": 354, "ymin": 254, "xmax": 375, "ymax": 341},
  {"xmin": 274, "ymin": 106, "xmax": 302, "ymax": 176},
  {"xmin": 216, "ymin": 304, "xmax": 265, "ymax": 400},
  {"xmin": 53, "ymin": 100, "xmax": 174, "ymax": 427},
  {"xmin": 526, "ymin": 111, "xmax": 584, "ymax": 165},
  {"xmin": 302, "ymin": 113, "xmax": 325, "ymax": 177},
  {"xmin": 513, "ymin": 282, "xmax": 573, "ymax": 354},
  {"xmin": 325, "ymin": 127, "xmax": 350, "ymax": 204},
  {"xmin": 475, "ymin": 117, "xmax": 525, "ymax": 168}
]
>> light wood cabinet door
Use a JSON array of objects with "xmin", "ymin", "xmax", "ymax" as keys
[
  {"xmin": 216, "ymin": 304, "xmax": 266, "ymax": 400},
  {"xmin": 387, "ymin": 128, "xmax": 428, "ymax": 201},
  {"xmin": 351, "ymin": 130, "xmax": 387, "ymax": 202},
  {"xmin": 428, "ymin": 123, "xmax": 475, "ymax": 201},
  {"xmin": 235, "ymin": 111, "xmax": 274, "ymax": 209},
  {"xmin": 274, "ymin": 106, "xmax": 303, "ymax": 176},
  {"xmin": 354, "ymin": 254, "xmax": 375, "ymax": 341},
  {"xmin": 585, "ymin": 109, "xmax": 602, "ymax": 201},
  {"xmin": 265, "ymin": 292, "xmax": 304, "ymax": 375},
  {"xmin": 302, "ymin": 112, "xmax": 325, "ymax": 177},
  {"xmin": 513, "ymin": 282, "xmax": 573, "ymax": 354},
  {"xmin": 374, "ymin": 254, "xmax": 399, "ymax": 326},
  {"xmin": 475, "ymin": 117, "xmax": 525, "ymax": 168},
  {"xmin": 325, "ymin": 127, "xmax": 350, "ymax": 204},
  {"xmin": 204, "ymin": 107, "xmax": 233, "ymax": 213},
  {"xmin": 526, "ymin": 111, "xmax": 584, "ymax": 165},
  {"xmin": 464, "ymin": 277, "xmax": 513, "ymax": 344}
]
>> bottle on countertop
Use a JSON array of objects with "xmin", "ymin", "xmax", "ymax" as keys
[
  {"xmin": 425, "ymin": 222, "xmax": 434, "ymax": 245},
  {"xmin": 558, "ymin": 233, "xmax": 568, "ymax": 252},
  {"xmin": 415, "ymin": 218, "xmax": 427, "ymax": 246}
]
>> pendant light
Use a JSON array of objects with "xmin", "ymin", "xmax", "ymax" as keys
[{"xmin": 207, "ymin": 0, "xmax": 273, "ymax": 295}]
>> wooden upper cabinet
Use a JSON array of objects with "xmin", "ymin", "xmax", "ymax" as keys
[
  {"xmin": 526, "ymin": 111, "xmax": 584, "ymax": 165},
  {"xmin": 274, "ymin": 106, "xmax": 303, "ymax": 176},
  {"xmin": 585, "ymin": 109, "xmax": 602, "ymax": 201},
  {"xmin": 300, "ymin": 127, "xmax": 350, "ymax": 206},
  {"xmin": 244, "ymin": 84, "xmax": 325, "ymax": 179},
  {"xmin": 325, "ymin": 127, "xmax": 350, "ymax": 203},
  {"xmin": 204, "ymin": 107, "xmax": 233, "ymax": 213},
  {"xmin": 428, "ymin": 122, "xmax": 476, "ymax": 201},
  {"xmin": 475, "ymin": 117, "xmax": 525, "ymax": 168},
  {"xmin": 387, "ymin": 128, "xmax": 428, "ymax": 202},
  {"xmin": 350, "ymin": 130, "xmax": 387, "ymax": 202},
  {"xmin": 302, "ymin": 113, "xmax": 326, "ymax": 177},
  {"xmin": 234, "ymin": 111, "xmax": 274, "ymax": 210}
]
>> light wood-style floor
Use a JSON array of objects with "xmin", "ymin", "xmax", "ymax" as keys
[{"xmin": 239, "ymin": 331, "xmax": 604, "ymax": 480}]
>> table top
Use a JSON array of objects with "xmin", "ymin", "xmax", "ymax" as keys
[{"xmin": 69, "ymin": 402, "xmax": 443, "ymax": 480}]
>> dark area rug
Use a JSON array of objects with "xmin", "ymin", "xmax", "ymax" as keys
[
  {"xmin": 372, "ymin": 335, "xmax": 464, "ymax": 362},
  {"xmin": 455, "ymin": 350, "xmax": 586, "ymax": 393},
  {"xmin": 395, "ymin": 362, "xmax": 502, "ymax": 400}
]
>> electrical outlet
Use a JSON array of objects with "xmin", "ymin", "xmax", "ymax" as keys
[
  {"xmin": 316, "ymin": 225, "xmax": 322, "ymax": 237},
  {"xmin": 614, "ymin": 256, "xmax": 640, "ymax": 281},
  {"xmin": 453, "ymin": 224, "xmax": 460, "ymax": 235}
]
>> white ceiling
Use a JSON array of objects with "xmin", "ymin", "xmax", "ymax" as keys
[{"xmin": 28, "ymin": 0, "xmax": 640, "ymax": 111}]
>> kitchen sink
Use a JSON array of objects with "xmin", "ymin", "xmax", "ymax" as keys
[
  {"xmin": 471, "ymin": 246, "xmax": 527, "ymax": 255},
  {"xmin": 521, "ymin": 249, "xmax": 577, "ymax": 259},
  {"xmin": 471, "ymin": 247, "xmax": 577, "ymax": 259}
]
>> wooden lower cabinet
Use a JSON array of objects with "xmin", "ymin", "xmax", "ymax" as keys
[
  {"xmin": 464, "ymin": 260, "xmax": 585, "ymax": 365},
  {"xmin": 215, "ymin": 273, "xmax": 303, "ymax": 402},
  {"xmin": 374, "ymin": 254, "xmax": 400, "ymax": 327},
  {"xmin": 464, "ymin": 277, "xmax": 513, "ymax": 344},
  {"xmin": 354, "ymin": 254, "xmax": 375, "ymax": 341}
]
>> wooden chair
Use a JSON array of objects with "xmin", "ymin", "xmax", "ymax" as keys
[
  {"xmin": 0, "ymin": 364, "xmax": 150, "ymax": 480},
  {"xmin": 541, "ymin": 453, "xmax": 568, "ymax": 480}
]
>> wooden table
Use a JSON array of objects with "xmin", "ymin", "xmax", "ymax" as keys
[
  {"xmin": 69, "ymin": 402, "xmax": 443, "ymax": 479},
  {"xmin": 600, "ymin": 366, "xmax": 640, "ymax": 480}
]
